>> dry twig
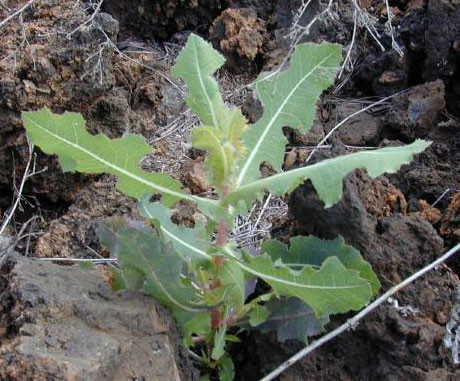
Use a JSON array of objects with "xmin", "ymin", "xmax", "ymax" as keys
[
  {"xmin": 0, "ymin": 138, "xmax": 46, "ymax": 265},
  {"xmin": 305, "ymin": 91, "xmax": 402, "ymax": 163},
  {"xmin": 66, "ymin": 0, "xmax": 104, "ymax": 38},
  {"xmin": 0, "ymin": 0, "xmax": 37, "ymax": 29}
]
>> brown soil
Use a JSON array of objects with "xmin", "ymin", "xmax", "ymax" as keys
[{"xmin": 1, "ymin": 0, "xmax": 460, "ymax": 380}]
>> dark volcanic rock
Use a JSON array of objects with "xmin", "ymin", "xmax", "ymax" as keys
[
  {"xmin": 103, "ymin": 0, "xmax": 224, "ymax": 40},
  {"xmin": 383, "ymin": 80, "xmax": 446, "ymax": 140},
  {"xmin": 325, "ymin": 101, "xmax": 383, "ymax": 146},
  {"xmin": 236, "ymin": 266, "xmax": 460, "ymax": 380},
  {"xmin": 234, "ymin": 170, "xmax": 460, "ymax": 380},
  {"xmin": 0, "ymin": 254, "xmax": 197, "ymax": 380},
  {"xmin": 290, "ymin": 170, "xmax": 443, "ymax": 285},
  {"xmin": 388, "ymin": 121, "xmax": 460, "ymax": 209},
  {"xmin": 424, "ymin": 0, "xmax": 460, "ymax": 81},
  {"xmin": 0, "ymin": 5, "xmax": 119, "ymax": 204}
]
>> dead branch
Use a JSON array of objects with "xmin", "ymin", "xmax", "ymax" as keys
[
  {"xmin": 66, "ymin": 0, "xmax": 104, "ymax": 38},
  {"xmin": 0, "ymin": 0, "xmax": 37, "ymax": 29}
]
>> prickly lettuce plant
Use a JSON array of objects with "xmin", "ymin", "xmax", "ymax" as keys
[{"xmin": 22, "ymin": 34, "xmax": 430, "ymax": 379}]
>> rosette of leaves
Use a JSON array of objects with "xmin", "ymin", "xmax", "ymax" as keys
[{"xmin": 22, "ymin": 34, "xmax": 430, "ymax": 380}]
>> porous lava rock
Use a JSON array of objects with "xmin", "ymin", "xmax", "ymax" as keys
[
  {"xmin": 233, "ymin": 170, "xmax": 460, "ymax": 379},
  {"xmin": 103, "ymin": 0, "xmax": 224, "ymax": 40},
  {"xmin": 0, "ymin": 254, "xmax": 197, "ymax": 380},
  {"xmin": 209, "ymin": 7, "xmax": 266, "ymax": 66}
]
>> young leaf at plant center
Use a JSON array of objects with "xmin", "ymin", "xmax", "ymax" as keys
[
  {"xmin": 172, "ymin": 34, "xmax": 247, "ymax": 189},
  {"xmin": 192, "ymin": 126, "xmax": 241, "ymax": 190},
  {"xmin": 98, "ymin": 218, "xmax": 209, "ymax": 321},
  {"xmin": 237, "ymin": 254, "xmax": 372, "ymax": 317},
  {"xmin": 211, "ymin": 305, "xmax": 232, "ymax": 361},
  {"xmin": 225, "ymin": 140, "xmax": 431, "ymax": 210},
  {"xmin": 22, "ymin": 108, "xmax": 227, "ymax": 221},
  {"xmin": 193, "ymin": 259, "xmax": 246, "ymax": 311},
  {"xmin": 263, "ymin": 236, "xmax": 380, "ymax": 294},
  {"xmin": 254, "ymin": 297, "xmax": 329, "ymax": 343},
  {"xmin": 236, "ymin": 43, "xmax": 342, "ymax": 186},
  {"xmin": 212, "ymin": 324, "xmax": 227, "ymax": 360},
  {"xmin": 139, "ymin": 199, "xmax": 211, "ymax": 267}
]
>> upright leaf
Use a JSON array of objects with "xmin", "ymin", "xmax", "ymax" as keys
[
  {"xmin": 235, "ymin": 254, "xmax": 372, "ymax": 317},
  {"xmin": 226, "ymin": 140, "xmax": 431, "ymax": 210},
  {"xmin": 263, "ymin": 236, "xmax": 380, "ymax": 294},
  {"xmin": 22, "ymin": 108, "xmax": 226, "ymax": 220},
  {"xmin": 236, "ymin": 43, "xmax": 342, "ymax": 186},
  {"xmin": 172, "ymin": 34, "xmax": 247, "ymax": 188},
  {"xmin": 212, "ymin": 324, "xmax": 227, "ymax": 360},
  {"xmin": 192, "ymin": 125, "xmax": 241, "ymax": 189}
]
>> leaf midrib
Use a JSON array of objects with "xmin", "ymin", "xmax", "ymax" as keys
[
  {"xmin": 25, "ymin": 116, "xmax": 217, "ymax": 208},
  {"xmin": 139, "ymin": 246, "xmax": 206, "ymax": 313},
  {"xmin": 236, "ymin": 52, "xmax": 336, "ymax": 186},
  {"xmin": 234, "ymin": 260, "xmax": 365, "ymax": 290},
  {"xmin": 140, "ymin": 203, "xmax": 211, "ymax": 261},
  {"xmin": 192, "ymin": 38, "xmax": 219, "ymax": 129},
  {"xmin": 229, "ymin": 141, "xmax": 426, "ymax": 198}
]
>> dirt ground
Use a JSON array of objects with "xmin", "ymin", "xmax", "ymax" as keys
[{"xmin": 1, "ymin": 0, "xmax": 460, "ymax": 380}]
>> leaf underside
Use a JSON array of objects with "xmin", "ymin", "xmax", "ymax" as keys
[
  {"xmin": 98, "ymin": 218, "xmax": 207, "ymax": 319},
  {"xmin": 255, "ymin": 297, "xmax": 329, "ymax": 343}
]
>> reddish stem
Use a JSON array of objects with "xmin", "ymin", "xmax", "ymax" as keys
[{"xmin": 216, "ymin": 184, "xmax": 230, "ymax": 247}]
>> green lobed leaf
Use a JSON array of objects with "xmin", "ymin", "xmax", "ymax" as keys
[
  {"xmin": 236, "ymin": 43, "xmax": 342, "ymax": 186},
  {"xmin": 255, "ymin": 297, "xmax": 329, "ymax": 343},
  {"xmin": 218, "ymin": 355, "xmax": 235, "ymax": 381},
  {"xmin": 139, "ymin": 201, "xmax": 246, "ymax": 310},
  {"xmin": 139, "ymin": 200, "xmax": 211, "ymax": 266},
  {"xmin": 235, "ymin": 254, "xmax": 372, "ymax": 317},
  {"xmin": 263, "ymin": 236, "xmax": 380, "ymax": 294},
  {"xmin": 226, "ymin": 140, "xmax": 431, "ymax": 210},
  {"xmin": 22, "ymin": 108, "xmax": 226, "ymax": 220},
  {"xmin": 248, "ymin": 304, "xmax": 271, "ymax": 327},
  {"xmin": 98, "ymin": 218, "xmax": 208, "ymax": 320},
  {"xmin": 172, "ymin": 34, "xmax": 247, "ymax": 188}
]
